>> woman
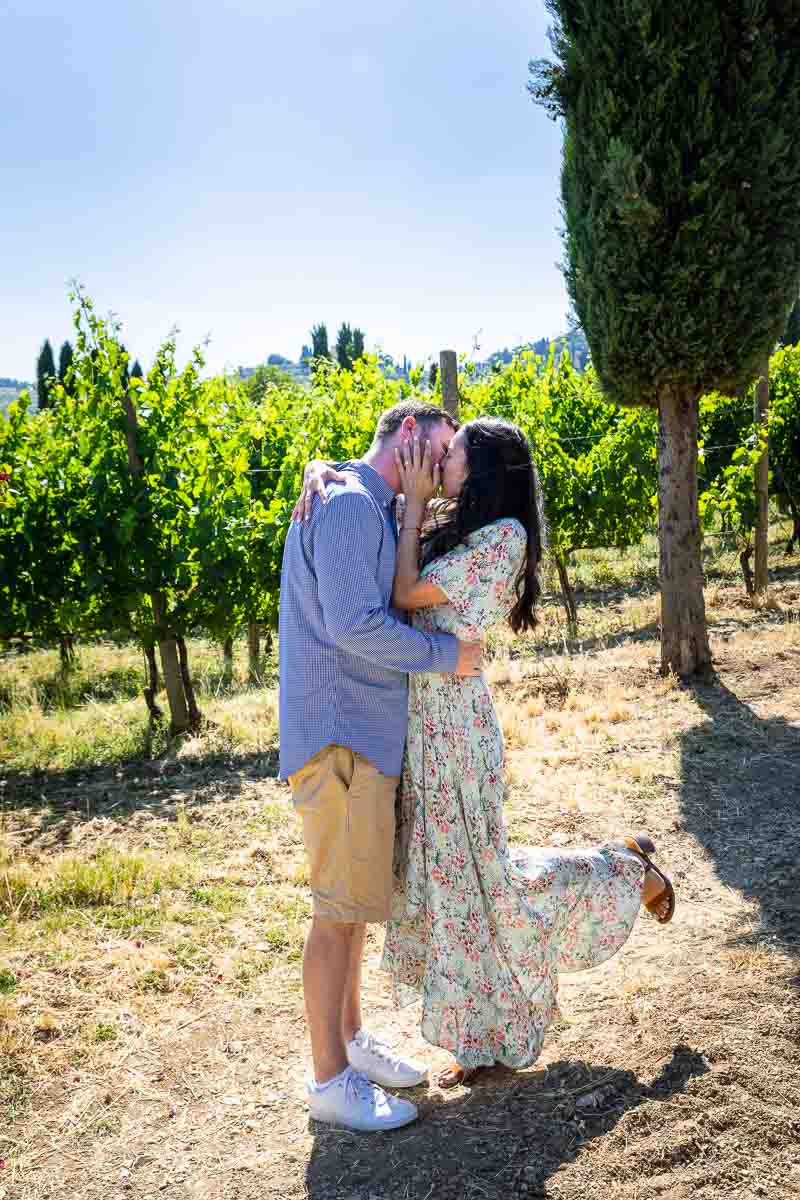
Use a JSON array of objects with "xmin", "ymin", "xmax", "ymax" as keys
[{"xmin": 298, "ymin": 417, "xmax": 674, "ymax": 1088}]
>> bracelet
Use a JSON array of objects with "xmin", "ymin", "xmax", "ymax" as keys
[{"xmin": 400, "ymin": 526, "xmax": 421, "ymax": 535}]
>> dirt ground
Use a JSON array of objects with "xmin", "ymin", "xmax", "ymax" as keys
[{"xmin": 2, "ymin": 607, "xmax": 800, "ymax": 1200}]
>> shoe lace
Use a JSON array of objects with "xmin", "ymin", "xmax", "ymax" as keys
[
  {"xmin": 360, "ymin": 1032, "xmax": 398, "ymax": 1065},
  {"xmin": 344, "ymin": 1069, "xmax": 375, "ymax": 1105}
]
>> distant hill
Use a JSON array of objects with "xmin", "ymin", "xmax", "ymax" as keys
[
  {"xmin": 485, "ymin": 330, "xmax": 590, "ymax": 373},
  {"xmin": 237, "ymin": 330, "xmax": 590, "ymax": 386},
  {"xmin": 0, "ymin": 380, "xmax": 34, "ymax": 413}
]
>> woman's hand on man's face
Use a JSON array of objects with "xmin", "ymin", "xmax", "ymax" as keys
[{"xmin": 395, "ymin": 437, "xmax": 440, "ymax": 513}]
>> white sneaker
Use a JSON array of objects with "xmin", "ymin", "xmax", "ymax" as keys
[
  {"xmin": 307, "ymin": 1067, "xmax": 418, "ymax": 1132},
  {"xmin": 346, "ymin": 1029, "xmax": 428, "ymax": 1089}
]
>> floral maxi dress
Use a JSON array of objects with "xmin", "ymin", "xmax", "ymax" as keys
[{"xmin": 381, "ymin": 518, "xmax": 647, "ymax": 1071}]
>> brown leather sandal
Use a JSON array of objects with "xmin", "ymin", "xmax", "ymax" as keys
[
  {"xmin": 624, "ymin": 833, "xmax": 676, "ymax": 924},
  {"xmin": 438, "ymin": 1063, "xmax": 489, "ymax": 1089}
]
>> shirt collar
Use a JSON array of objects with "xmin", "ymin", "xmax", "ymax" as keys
[{"xmin": 344, "ymin": 460, "xmax": 397, "ymax": 512}]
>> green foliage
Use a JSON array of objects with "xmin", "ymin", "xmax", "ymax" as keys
[
  {"xmin": 336, "ymin": 322, "xmax": 354, "ymax": 369},
  {"xmin": 256, "ymin": 355, "xmax": 418, "ymax": 627},
  {"xmin": 0, "ymin": 391, "xmax": 108, "ymax": 642},
  {"xmin": 5, "ymin": 289, "xmax": 800, "ymax": 693},
  {"xmin": 699, "ymin": 425, "xmax": 764, "ymax": 550},
  {"xmin": 459, "ymin": 351, "xmax": 657, "ymax": 561},
  {"xmin": 698, "ymin": 388, "xmax": 753, "ymax": 497},
  {"xmin": 57, "ymin": 340, "xmax": 74, "ymax": 384},
  {"xmin": 36, "ymin": 339, "xmax": 56, "ymax": 411},
  {"xmin": 310, "ymin": 323, "xmax": 330, "ymax": 360},
  {"xmin": 698, "ymin": 347, "xmax": 800, "ymax": 558},
  {"xmin": 769, "ymin": 345, "xmax": 800, "ymax": 537},
  {"xmin": 530, "ymin": 3, "xmax": 800, "ymax": 408},
  {"xmin": 334, "ymin": 324, "xmax": 366, "ymax": 369},
  {"xmin": 241, "ymin": 363, "xmax": 296, "ymax": 398}
]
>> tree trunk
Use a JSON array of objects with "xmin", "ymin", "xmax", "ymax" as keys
[
  {"xmin": 142, "ymin": 640, "xmax": 163, "ymax": 722},
  {"xmin": 59, "ymin": 634, "xmax": 76, "ymax": 671},
  {"xmin": 657, "ymin": 387, "xmax": 711, "ymax": 677},
  {"xmin": 247, "ymin": 621, "xmax": 260, "ymax": 683},
  {"xmin": 753, "ymin": 364, "xmax": 769, "ymax": 595},
  {"xmin": 554, "ymin": 553, "xmax": 578, "ymax": 636},
  {"xmin": 222, "ymin": 636, "xmax": 234, "ymax": 688},
  {"xmin": 786, "ymin": 510, "xmax": 800, "ymax": 556},
  {"xmin": 439, "ymin": 350, "xmax": 459, "ymax": 418},
  {"xmin": 151, "ymin": 593, "xmax": 191, "ymax": 734},
  {"xmin": 739, "ymin": 545, "xmax": 755, "ymax": 596},
  {"xmin": 176, "ymin": 636, "xmax": 202, "ymax": 730}
]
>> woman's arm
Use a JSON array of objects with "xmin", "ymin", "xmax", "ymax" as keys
[
  {"xmin": 291, "ymin": 459, "xmax": 350, "ymax": 523},
  {"xmin": 392, "ymin": 439, "xmax": 449, "ymax": 610}
]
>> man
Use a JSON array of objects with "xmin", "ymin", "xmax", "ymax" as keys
[{"xmin": 279, "ymin": 400, "xmax": 482, "ymax": 1132}]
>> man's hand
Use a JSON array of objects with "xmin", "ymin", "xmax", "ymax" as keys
[{"xmin": 453, "ymin": 640, "xmax": 483, "ymax": 676}]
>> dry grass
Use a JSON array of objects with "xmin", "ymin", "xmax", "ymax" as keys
[
  {"xmin": 0, "ymin": 636, "xmax": 279, "ymax": 772},
  {"xmin": 1, "ymin": 539, "xmax": 800, "ymax": 1199}
]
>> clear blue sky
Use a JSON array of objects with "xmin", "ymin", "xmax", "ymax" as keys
[{"xmin": 1, "ymin": 0, "xmax": 566, "ymax": 380}]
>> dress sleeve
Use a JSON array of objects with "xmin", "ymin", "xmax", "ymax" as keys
[{"xmin": 423, "ymin": 519, "xmax": 527, "ymax": 637}]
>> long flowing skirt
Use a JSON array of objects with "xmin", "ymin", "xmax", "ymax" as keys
[{"xmin": 380, "ymin": 674, "xmax": 645, "ymax": 1071}]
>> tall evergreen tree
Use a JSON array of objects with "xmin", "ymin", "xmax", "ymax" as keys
[
  {"xmin": 310, "ymin": 323, "xmax": 330, "ymax": 359},
  {"xmin": 131, "ymin": 359, "xmax": 144, "ymax": 379},
  {"xmin": 58, "ymin": 340, "xmax": 74, "ymax": 383},
  {"xmin": 36, "ymin": 339, "xmax": 56, "ymax": 411},
  {"xmin": 429, "ymin": 362, "xmax": 438, "ymax": 391},
  {"xmin": 351, "ymin": 327, "xmax": 366, "ymax": 361},
  {"xmin": 530, "ymin": 2, "xmax": 800, "ymax": 675},
  {"xmin": 336, "ymin": 322, "xmax": 354, "ymax": 369}
]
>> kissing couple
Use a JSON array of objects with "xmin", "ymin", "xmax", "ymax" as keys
[{"xmin": 278, "ymin": 399, "xmax": 674, "ymax": 1132}]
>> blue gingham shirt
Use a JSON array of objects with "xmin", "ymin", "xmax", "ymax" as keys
[{"xmin": 278, "ymin": 461, "xmax": 459, "ymax": 779}]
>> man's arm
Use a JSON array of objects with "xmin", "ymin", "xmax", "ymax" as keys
[{"xmin": 314, "ymin": 491, "xmax": 461, "ymax": 674}]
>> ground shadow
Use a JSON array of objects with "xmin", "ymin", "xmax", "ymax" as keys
[
  {"xmin": 0, "ymin": 749, "xmax": 281, "ymax": 848},
  {"xmin": 304, "ymin": 1046, "xmax": 708, "ymax": 1200},
  {"xmin": 679, "ymin": 672, "xmax": 800, "ymax": 949}
]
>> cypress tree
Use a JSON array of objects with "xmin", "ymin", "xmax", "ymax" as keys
[
  {"xmin": 310, "ymin": 323, "xmax": 330, "ymax": 359},
  {"xmin": 36, "ymin": 340, "xmax": 56, "ymax": 411},
  {"xmin": 351, "ymin": 327, "xmax": 366, "ymax": 361},
  {"xmin": 131, "ymin": 359, "xmax": 144, "ymax": 379},
  {"xmin": 531, "ymin": 3, "xmax": 800, "ymax": 675},
  {"xmin": 58, "ymin": 339, "xmax": 74, "ymax": 384},
  {"xmin": 336, "ymin": 322, "xmax": 354, "ymax": 369}
]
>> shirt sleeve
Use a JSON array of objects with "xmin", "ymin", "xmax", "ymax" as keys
[
  {"xmin": 313, "ymin": 490, "xmax": 460, "ymax": 673},
  {"xmin": 423, "ymin": 520, "xmax": 527, "ymax": 639}
]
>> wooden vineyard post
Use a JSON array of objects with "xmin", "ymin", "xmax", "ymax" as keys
[
  {"xmin": 754, "ymin": 361, "xmax": 770, "ymax": 598},
  {"xmin": 439, "ymin": 350, "xmax": 459, "ymax": 418}
]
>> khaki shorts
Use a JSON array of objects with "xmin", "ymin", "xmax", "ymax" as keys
[{"xmin": 288, "ymin": 744, "xmax": 398, "ymax": 923}]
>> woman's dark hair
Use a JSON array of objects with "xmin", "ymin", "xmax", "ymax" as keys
[{"xmin": 420, "ymin": 417, "xmax": 545, "ymax": 633}]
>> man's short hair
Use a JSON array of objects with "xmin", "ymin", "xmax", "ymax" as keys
[{"xmin": 374, "ymin": 400, "xmax": 459, "ymax": 444}]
